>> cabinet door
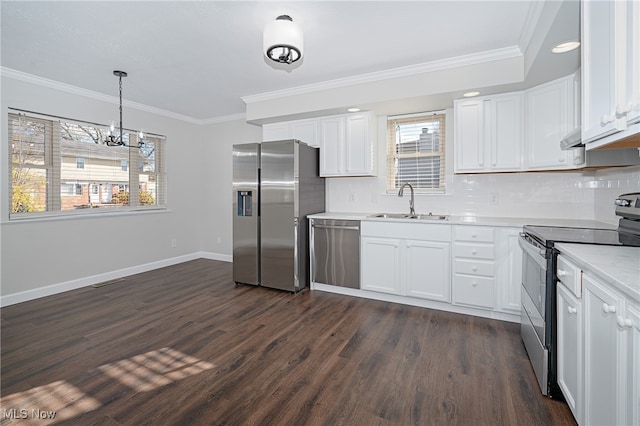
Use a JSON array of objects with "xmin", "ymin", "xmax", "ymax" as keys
[
  {"xmin": 582, "ymin": 0, "xmax": 618, "ymax": 143},
  {"xmin": 622, "ymin": 0, "xmax": 640, "ymax": 125},
  {"xmin": 486, "ymin": 93, "xmax": 523, "ymax": 171},
  {"xmin": 583, "ymin": 273, "xmax": 624, "ymax": 426},
  {"xmin": 361, "ymin": 237, "xmax": 401, "ymax": 294},
  {"xmin": 345, "ymin": 113, "xmax": 373, "ymax": 175},
  {"xmin": 263, "ymin": 123, "xmax": 290, "ymax": 142},
  {"xmin": 319, "ymin": 116, "xmax": 345, "ymax": 176},
  {"xmin": 626, "ymin": 303, "xmax": 640, "ymax": 425},
  {"xmin": 454, "ymin": 99, "xmax": 485, "ymax": 172},
  {"xmin": 291, "ymin": 120, "xmax": 319, "ymax": 148},
  {"xmin": 405, "ymin": 240, "xmax": 451, "ymax": 302},
  {"xmin": 496, "ymin": 228, "xmax": 522, "ymax": 313},
  {"xmin": 556, "ymin": 283, "xmax": 582, "ymax": 424},
  {"xmin": 525, "ymin": 77, "xmax": 572, "ymax": 169}
]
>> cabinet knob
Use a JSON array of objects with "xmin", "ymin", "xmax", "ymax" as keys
[
  {"xmin": 616, "ymin": 104, "xmax": 632, "ymax": 116},
  {"xmin": 472, "ymin": 266, "xmax": 478, "ymax": 272},
  {"xmin": 567, "ymin": 306, "xmax": 577, "ymax": 314},
  {"xmin": 472, "ymin": 280, "xmax": 478, "ymax": 287},
  {"xmin": 601, "ymin": 114, "xmax": 615, "ymax": 125},
  {"xmin": 617, "ymin": 316, "xmax": 632, "ymax": 328},
  {"xmin": 471, "ymin": 249, "xmax": 478, "ymax": 255},
  {"xmin": 557, "ymin": 269, "xmax": 567, "ymax": 277},
  {"xmin": 471, "ymin": 234, "xmax": 477, "ymax": 239},
  {"xmin": 602, "ymin": 303, "xmax": 616, "ymax": 314}
]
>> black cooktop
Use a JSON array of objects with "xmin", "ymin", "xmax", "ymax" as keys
[{"xmin": 523, "ymin": 225, "xmax": 640, "ymax": 247}]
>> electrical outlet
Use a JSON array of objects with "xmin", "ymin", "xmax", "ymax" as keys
[{"xmin": 171, "ymin": 238, "xmax": 177, "ymax": 248}]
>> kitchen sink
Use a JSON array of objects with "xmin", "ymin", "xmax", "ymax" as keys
[{"xmin": 368, "ymin": 213, "xmax": 449, "ymax": 221}]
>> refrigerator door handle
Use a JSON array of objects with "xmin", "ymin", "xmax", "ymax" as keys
[{"xmin": 293, "ymin": 217, "xmax": 299, "ymax": 286}]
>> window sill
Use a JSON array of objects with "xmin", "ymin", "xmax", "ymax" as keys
[{"xmin": 3, "ymin": 206, "xmax": 170, "ymax": 224}]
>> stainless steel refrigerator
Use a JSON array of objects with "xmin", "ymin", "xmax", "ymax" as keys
[{"xmin": 232, "ymin": 140, "xmax": 325, "ymax": 292}]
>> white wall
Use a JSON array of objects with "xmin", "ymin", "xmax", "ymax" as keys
[
  {"xmin": 1, "ymin": 76, "xmax": 205, "ymax": 300},
  {"xmin": 594, "ymin": 165, "xmax": 640, "ymax": 225},
  {"xmin": 200, "ymin": 120, "xmax": 262, "ymax": 256}
]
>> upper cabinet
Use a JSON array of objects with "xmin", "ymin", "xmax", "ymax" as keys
[
  {"xmin": 582, "ymin": 0, "xmax": 640, "ymax": 148},
  {"xmin": 454, "ymin": 74, "xmax": 581, "ymax": 173},
  {"xmin": 454, "ymin": 93, "xmax": 523, "ymax": 173},
  {"xmin": 525, "ymin": 74, "xmax": 579, "ymax": 170},
  {"xmin": 263, "ymin": 112, "xmax": 376, "ymax": 177}
]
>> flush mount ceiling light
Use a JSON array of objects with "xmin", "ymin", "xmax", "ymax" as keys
[
  {"xmin": 347, "ymin": 107, "xmax": 361, "ymax": 113},
  {"xmin": 463, "ymin": 91, "xmax": 480, "ymax": 98},
  {"xmin": 263, "ymin": 15, "xmax": 303, "ymax": 64},
  {"xmin": 105, "ymin": 70, "xmax": 145, "ymax": 147},
  {"xmin": 552, "ymin": 41, "xmax": 580, "ymax": 54}
]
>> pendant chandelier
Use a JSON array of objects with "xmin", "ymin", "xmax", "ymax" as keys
[
  {"xmin": 263, "ymin": 15, "xmax": 303, "ymax": 64},
  {"xmin": 105, "ymin": 70, "xmax": 145, "ymax": 147}
]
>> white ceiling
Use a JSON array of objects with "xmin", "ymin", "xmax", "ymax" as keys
[{"xmin": 1, "ymin": 1, "xmax": 579, "ymax": 122}]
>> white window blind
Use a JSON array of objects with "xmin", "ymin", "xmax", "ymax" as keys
[
  {"xmin": 8, "ymin": 110, "xmax": 167, "ymax": 219},
  {"xmin": 386, "ymin": 111, "xmax": 446, "ymax": 193}
]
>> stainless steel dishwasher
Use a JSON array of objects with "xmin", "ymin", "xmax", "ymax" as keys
[{"xmin": 310, "ymin": 219, "xmax": 360, "ymax": 289}]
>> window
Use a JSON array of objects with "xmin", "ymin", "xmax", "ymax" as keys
[
  {"xmin": 386, "ymin": 111, "xmax": 446, "ymax": 193},
  {"xmin": 9, "ymin": 110, "xmax": 167, "ymax": 219}
]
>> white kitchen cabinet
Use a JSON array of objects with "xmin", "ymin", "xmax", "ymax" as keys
[
  {"xmin": 556, "ymin": 282, "xmax": 583, "ymax": 424},
  {"xmin": 405, "ymin": 240, "xmax": 451, "ymax": 302},
  {"xmin": 320, "ymin": 112, "xmax": 375, "ymax": 177},
  {"xmin": 360, "ymin": 236, "xmax": 401, "ymax": 294},
  {"xmin": 525, "ymin": 75, "xmax": 576, "ymax": 169},
  {"xmin": 495, "ymin": 228, "xmax": 522, "ymax": 314},
  {"xmin": 583, "ymin": 272, "xmax": 626, "ymax": 426},
  {"xmin": 582, "ymin": 0, "xmax": 640, "ymax": 147},
  {"xmin": 263, "ymin": 118, "xmax": 320, "ymax": 147},
  {"xmin": 452, "ymin": 226, "xmax": 495, "ymax": 309},
  {"xmin": 360, "ymin": 221, "xmax": 451, "ymax": 302},
  {"xmin": 454, "ymin": 92, "xmax": 523, "ymax": 173},
  {"xmin": 625, "ymin": 302, "xmax": 640, "ymax": 425}
]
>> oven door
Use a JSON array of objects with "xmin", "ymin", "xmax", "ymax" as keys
[{"xmin": 519, "ymin": 233, "xmax": 550, "ymax": 395}]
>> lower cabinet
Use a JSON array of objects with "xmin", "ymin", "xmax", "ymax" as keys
[
  {"xmin": 360, "ymin": 222, "xmax": 451, "ymax": 302},
  {"xmin": 556, "ymin": 282, "xmax": 582, "ymax": 424}
]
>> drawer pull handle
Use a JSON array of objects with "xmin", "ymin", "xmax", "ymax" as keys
[
  {"xmin": 567, "ymin": 306, "xmax": 577, "ymax": 314},
  {"xmin": 602, "ymin": 303, "xmax": 616, "ymax": 314},
  {"xmin": 617, "ymin": 316, "xmax": 632, "ymax": 328}
]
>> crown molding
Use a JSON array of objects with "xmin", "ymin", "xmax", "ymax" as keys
[
  {"xmin": 519, "ymin": 0, "xmax": 546, "ymax": 53},
  {"xmin": 242, "ymin": 46, "xmax": 523, "ymax": 104},
  {"xmin": 1, "ymin": 67, "xmax": 247, "ymax": 125}
]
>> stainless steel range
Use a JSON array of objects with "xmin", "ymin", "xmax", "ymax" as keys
[{"xmin": 519, "ymin": 192, "xmax": 640, "ymax": 397}]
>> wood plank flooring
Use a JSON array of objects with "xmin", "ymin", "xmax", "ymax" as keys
[{"xmin": 1, "ymin": 259, "xmax": 575, "ymax": 425}]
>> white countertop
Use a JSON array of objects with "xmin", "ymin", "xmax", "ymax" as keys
[
  {"xmin": 555, "ymin": 243, "xmax": 640, "ymax": 304},
  {"xmin": 307, "ymin": 212, "xmax": 615, "ymax": 229}
]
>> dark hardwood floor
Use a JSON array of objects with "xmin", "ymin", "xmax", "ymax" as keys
[{"xmin": 1, "ymin": 259, "xmax": 575, "ymax": 425}]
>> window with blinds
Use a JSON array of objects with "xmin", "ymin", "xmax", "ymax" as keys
[
  {"xmin": 386, "ymin": 111, "xmax": 446, "ymax": 193},
  {"xmin": 8, "ymin": 110, "xmax": 167, "ymax": 219}
]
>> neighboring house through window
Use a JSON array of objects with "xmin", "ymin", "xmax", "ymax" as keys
[{"xmin": 8, "ymin": 109, "xmax": 167, "ymax": 218}]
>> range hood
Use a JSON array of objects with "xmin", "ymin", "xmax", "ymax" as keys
[{"xmin": 560, "ymin": 128, "xmax": 582, "ymax": 150}]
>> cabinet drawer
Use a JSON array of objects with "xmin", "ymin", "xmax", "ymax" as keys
[
  {"xmin": 454, "ymin": 259, "xmax": 495, "ymax": 277},
  {"xmin": 454, "ymin": 226, "xmax": 494, "ymax": 243},
  {"xmin": 557, "ymin": 254, "xmax": 582, "ymax": 298},
  {"xmin": 454, "ymin": 243, "xmax": 494, "ymax": 260},
  {"xmin": 453, "ymin": 274, "xmax": 495, "ymax": 309}
]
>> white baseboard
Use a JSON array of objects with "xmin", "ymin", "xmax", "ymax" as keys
[{"xmin": 0, "ymin": 251, "xmax": 231, "ymax": 307}]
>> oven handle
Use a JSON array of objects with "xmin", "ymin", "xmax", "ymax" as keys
[{"xmin": 519, "ymin": 233, "xmax": 548, "ymax": 271}]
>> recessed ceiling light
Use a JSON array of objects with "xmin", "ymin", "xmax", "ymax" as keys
[
  {"xmin": 463, "ymin": 91, "xmax": 480, "ymax": 98},
  {"xmin": 552, "ymin": 41, "xmax": 580, "ymax": 54},
  {"xmin": 347, "ymin": 107, "xmax": 361, "ymax": 112}
]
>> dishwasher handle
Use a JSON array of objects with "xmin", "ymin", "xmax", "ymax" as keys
[{"xmin": 312, "ymin": 223, "xmax": 360, "ymax": 231}]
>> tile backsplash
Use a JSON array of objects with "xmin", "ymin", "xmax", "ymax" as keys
[{"xmin": 326, "ymin": 165, "xmax": 640, "ymax": 224}]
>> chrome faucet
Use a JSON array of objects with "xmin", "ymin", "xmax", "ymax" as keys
[{"xmin": 398, "ymin": 183, "xmax": 415, "ymax": 215}]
